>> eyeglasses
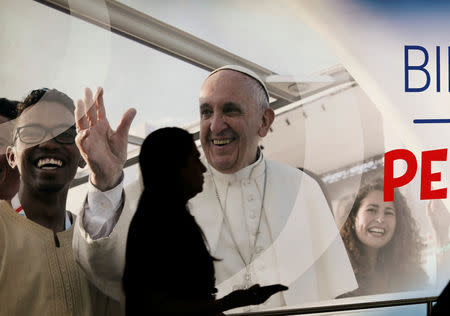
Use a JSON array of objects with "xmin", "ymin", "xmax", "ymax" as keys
[{"xmin": 14, "ymin": 124, "xmax": 77, "ymax": 145}]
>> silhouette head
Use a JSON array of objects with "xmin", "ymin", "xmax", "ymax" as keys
[{"xmin": 139, "ymin": 127, "xmax": 206, "ymax": 201}]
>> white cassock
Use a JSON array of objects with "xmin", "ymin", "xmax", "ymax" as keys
[{"xmin": 190, "ymin": 155, "xmax": 357, "ymax": 313}]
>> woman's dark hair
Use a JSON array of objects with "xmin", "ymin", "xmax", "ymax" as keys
[
  {"xmin": 139, "ymin": 127, "xmax": 195, "ymax": 189},
  {"xmin": 0, "ymin": 98, "xmax": 19, "ymax": 120},
  {"xmin": 340, "ymin": 179, "xmax": 425, "ymax": 281}
]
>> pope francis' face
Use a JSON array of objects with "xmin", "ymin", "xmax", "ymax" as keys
[
  {"xmin": 199, "ymin": 70, "xmax": 273, "ymax": 174},
  {"xmin": 7, "ymin": 101, "xmax": 81, "ymax": 193}
]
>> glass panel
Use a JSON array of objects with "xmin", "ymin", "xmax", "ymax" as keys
[
  {"xmin": 1, "ymin": 0, "xmax": 209, "ymax": 131},
  {"xmin": 118, "ymin": 0, "xmax": 339, "ymax": 76}
]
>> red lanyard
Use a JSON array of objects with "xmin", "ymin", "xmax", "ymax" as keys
[{"xmin": 10, "ymin": 193, "xmax": 71, "ymax": 229}]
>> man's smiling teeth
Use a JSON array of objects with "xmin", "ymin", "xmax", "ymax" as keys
[
  {"xmin": 212, "ymin": 139, "xmax": 232, "ymax": 145},
  {"xmin": 37, "ymin": 158, "xmax": 63, "ymax": 169},
  {"xmin": 368, "ymin": 227, "xmax": 385, "ymax": 234}
]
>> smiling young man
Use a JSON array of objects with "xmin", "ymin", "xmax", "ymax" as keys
[
  {"xmin": 73, "ymin": 65, "xmax": 357, "ymax": 313},
  {"xmin": 0, "ymin": 88, "xmax": 135, "ymax": 316}
]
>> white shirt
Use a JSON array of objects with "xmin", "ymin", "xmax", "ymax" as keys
[{"xmin": 83, "ymin": 177, "xmax": 124, "ymax": 238}]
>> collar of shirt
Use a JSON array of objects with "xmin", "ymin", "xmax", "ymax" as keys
[
  {"xmin": 11, "ymin": 193, "xmax": 72, "ymax": 230},
  {"xmin": 206, "ymin": 152, "xmax": 266, "ymax": 184}
]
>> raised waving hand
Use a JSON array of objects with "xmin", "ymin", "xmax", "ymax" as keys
[{"xmin": 75, "ymin": 87, "xmax": 136, "ymax": 191}]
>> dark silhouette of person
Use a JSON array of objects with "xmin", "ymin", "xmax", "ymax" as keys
[{"xmin": 122, "ymin": 127, "xmax": 287, "ymax": 315}]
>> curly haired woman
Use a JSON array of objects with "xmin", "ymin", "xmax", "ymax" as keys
[{"xmin": 337, "ymin": 179, "xmax": 428, "ymax": 297}]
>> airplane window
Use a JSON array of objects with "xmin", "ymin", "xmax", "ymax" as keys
[{"xmin": 2, "ymin": 1, "xmax": 446, "ymax": 315}]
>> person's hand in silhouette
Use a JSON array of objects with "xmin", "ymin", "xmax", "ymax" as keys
[{"xmin": 219, "ymin": 284, "xmax": 288, "ymax": 310}]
